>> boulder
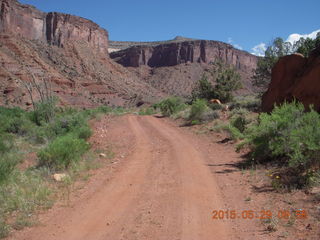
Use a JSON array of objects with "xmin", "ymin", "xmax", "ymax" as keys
[
  {"xmin": 262, "ymin": 47, "xmax": 320, "ymax": 112},
  {"xmin": 53, "ymin": 173, "xmax": 68, "ymax": 182}
]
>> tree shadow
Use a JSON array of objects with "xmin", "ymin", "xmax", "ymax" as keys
[
  {"xmin": 251, "ymin": 185, "xmax": 275, "ymax": 193},
  {"xmin": 207, "ymin": 163, "xmax": 241, "ymax": 174},
  {"xmin": 153, "ymin": 115, "xmax": 165, "ymax": 118},
  {"xmin": 217, "ymin": 137, "xmax": 232, "ymax": 143}
]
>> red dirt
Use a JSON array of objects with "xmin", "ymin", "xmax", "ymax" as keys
[{"xmin": 8, "ymin": 115, "xmax": 319, "ymax": 240}]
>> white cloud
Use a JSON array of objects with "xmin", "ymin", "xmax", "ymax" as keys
[
  {"xmin": 286, "ymin": 29, "xmax": 320, "ymax": 45},
  {"xmin": 227, "ymin": 37, "xmax": 243, "ymax": 50},
  {"xmin": 233, "ymin": 44, "xmax": 243, "ymax": 50},
  {"xmin": 251, "ymin": 43, "xmax": 266, "ymax": 56}
]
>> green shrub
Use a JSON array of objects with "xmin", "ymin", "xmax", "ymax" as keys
[
  {"xmin": 0, "ymin": 107, "xmax": 28, "ymax": 134},
  {"xmin": 208, "ymin": 103, "xmax": 223, "ymax": 111},
  {"xmin": 31, "ymin": 98, "xmax": 57, "ymax": 125},
  {"xmin": 230, "ymin": 96, "xmax": 261, "ymax": 112},
  {"xmin": 241, "ymin": 101, "xmax": 320, "ymax": 186},
  {"xmin": 0, "ymin": 134, "xmax": 14, "ymax": 155},
  {"xmin": 201, "ymin": 111, "xmax": 220, "ymax": 122},
  {"xmin": 225, "ymin": 124, "xmax": 244, "ymax": 140},
  {"xmin": 188, "ymin": 99, "xmax": 207, "ymax": 122},
  {"xmin": 232, "ymin": 115, "xmax": 247, "ymax": 133},
  {"xmin": 138, "ymin": 107, "xmax": 155, "ymax": 115},
  {"xmin": 74, "ymin": 126, "xmax": 92, "ymax": 140},
  {"xmin": 44, "ymin": 112, "xmax": 88, "ymax": 140},
  {"xmin": 191, "ymin": 75, "xmax": 215, "ymax": 101},
  {"xmin": 37, "ymin": 135, "xmax": 89, "ymax": 170},
  {"xmin": 158, "ymin": 97, "xmax": 185, "ymax": 117},
  {"xmin": 191, "ymin": 120, "xmax": 200, "ymax": 125},
  {"xmin": 96, "ymin": 105, "xmax": 112, "ymax": 113}
]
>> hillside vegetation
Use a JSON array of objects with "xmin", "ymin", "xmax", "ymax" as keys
[{"xmin": 0, "ymin": 102, "xmax": 126, "ymax": 238}]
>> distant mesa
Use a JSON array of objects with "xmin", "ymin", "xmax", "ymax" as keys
[{"xmin": 108, "ymin": 36, "xmax": 197, "ymax": 53}]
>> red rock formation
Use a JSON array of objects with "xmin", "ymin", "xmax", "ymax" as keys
[
  {"xmin": 110, "ymin": 40, "xmax": 257, "ymax": 72},
  {"xmin": 0, "ymin": 0, "xmax": 46, "ymax": 40},
  {"xmin": 0, "ymin": 0, "xmax": 109, "ymax": 55},
  {"xmin": 262, "ymin": 46, "xmax": 320, "ymax": 112},
  {"xmin": 46, "ymin": 12, "xmax": 109, "ymax": 55}
]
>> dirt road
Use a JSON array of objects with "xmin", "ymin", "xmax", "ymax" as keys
[{"xmin": 11, "ymin": 115, "xmax": 233, "ymax": 240}]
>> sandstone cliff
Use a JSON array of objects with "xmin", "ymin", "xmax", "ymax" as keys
[
  {"xmin": 110, "ymin": 40, "xmax": 256, "ymax": 70},
  {"xmin": 261, "ymin": 46, "xmax": 320, "ymax": 112},
  {"xmin": 0, "ymin": 0, "xmax": 163, "ymax": 108},
  {"xmin": 0, "ymin": 0, "xmax": 109, "ymax": 55},
  {"xmin": 110, "ymin": 40, "xmax": 258, "ymax": 97}
]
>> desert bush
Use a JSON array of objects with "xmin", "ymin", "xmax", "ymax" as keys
[
  {"xmin": 44, "ymin": 111, "xmax": 89, "ymax": 139},
  {"xmin": 0, "ymin": 168, "xmax": 52, "ymax": 237},
  {"xmin": 171, "ymin": 107, "xmax": 191, "ymax": 120},
  {"xmin": 208, "ymin": 102, "xmax": 223, "ymax": 111},
  {"xmin": 0, "ymin": 155, "xmax": 18, "ymax": 184},
  {"xmin": 0, "ymin": 133, "xmax": 14, "ymax": 155},
  {"xmin": 96, "ymin": 105, "xmax": 112, "ymax": 114},
  {"xmin": 0, "ymin": 107, "xmax": 28, "ymax": 134},
  {"xmin": 210, "ymin": 122, "xmax": 244, "ymax": 141},
  {"xmin": 191, "ymin": 75, "xmax": 215, "ymax": 101},
  {"xmin": 188, "ymin": 99, "xmax": 207, "ymax": 122},
  {"xmin": 229, "ymin": 96, "xmax": 261, "ymax": 112},
  {"xmin": 225, "ymin": 124, "xmax": 244, "ymax": 140},
  {"xmin": 31, "ymin": 98, "xmax": 57, "ymax": 125},
  {"xmin": 73, "ymin": 126, "xmax": 92, "ymax": 140},
  {"xmin": 37, "ymin": 134, "xmax": 89, "ymax": 170},
  {"xmin": 138, "ymin": 107, "xmax": 155, "ymax": 115},
  {"xmin": 241, "ymin": 101, "xmax": 320, "ymax": 186},
  {"xmin": 191, "ymin": 62, "xmax": 241, "ymax": 103},
  {"xmin": 232, "ymin": 115, "xmax": 247, "ymax": 133},
  {"xmin": 158, "ymin": 97, "xmax": 186, "ymax": 117},
  {"xmin": 201, "ymin": 111, "xmax": 220, "ymax": 122}
]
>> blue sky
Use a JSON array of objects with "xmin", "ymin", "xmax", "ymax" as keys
[{"xmin": 20, "ymin": 0, "xmax": 320, "ymax": 55}]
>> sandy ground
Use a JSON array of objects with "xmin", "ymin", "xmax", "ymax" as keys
[{"xmin": 8, "ymin": 114, "xmax": 318, "ymax": 240}]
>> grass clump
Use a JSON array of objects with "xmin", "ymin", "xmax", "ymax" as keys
[
  {"xmin": 230, "ymin": 95, "xmax": 261, "ymax": 112},
  {"xmin": 38, "ymin": 135, "xmax": 89, "ymax": 170},
  {"xmin": 138, "ymin": 107, "xmax": 156, "ymax": 115},
  {"xmin": 0, "ymin": 169, "xmax": 52, "ymax": 237}
]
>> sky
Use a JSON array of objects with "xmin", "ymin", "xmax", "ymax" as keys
[{"xmin": 20, "ymin": 0, "xmax": 320, "ymax": 56}]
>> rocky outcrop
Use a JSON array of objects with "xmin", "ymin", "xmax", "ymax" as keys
[
  {"xmin": 110, "ymin": 40, "xmax": 257, "ymax": 71},
  {"xmin": 262, "ymin": 46, "xmax": 320, "ymax": 112},
  {"xmin": 0, "ymin": 0, "xmax": 109, "ymax": 55},
  {"xmin": 0, "ymin": 0, "xmax": 46, "ymax": 40},
  {"xmin": 45, "ymin": 12, "xmax": 108, "ymax": 55}
]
